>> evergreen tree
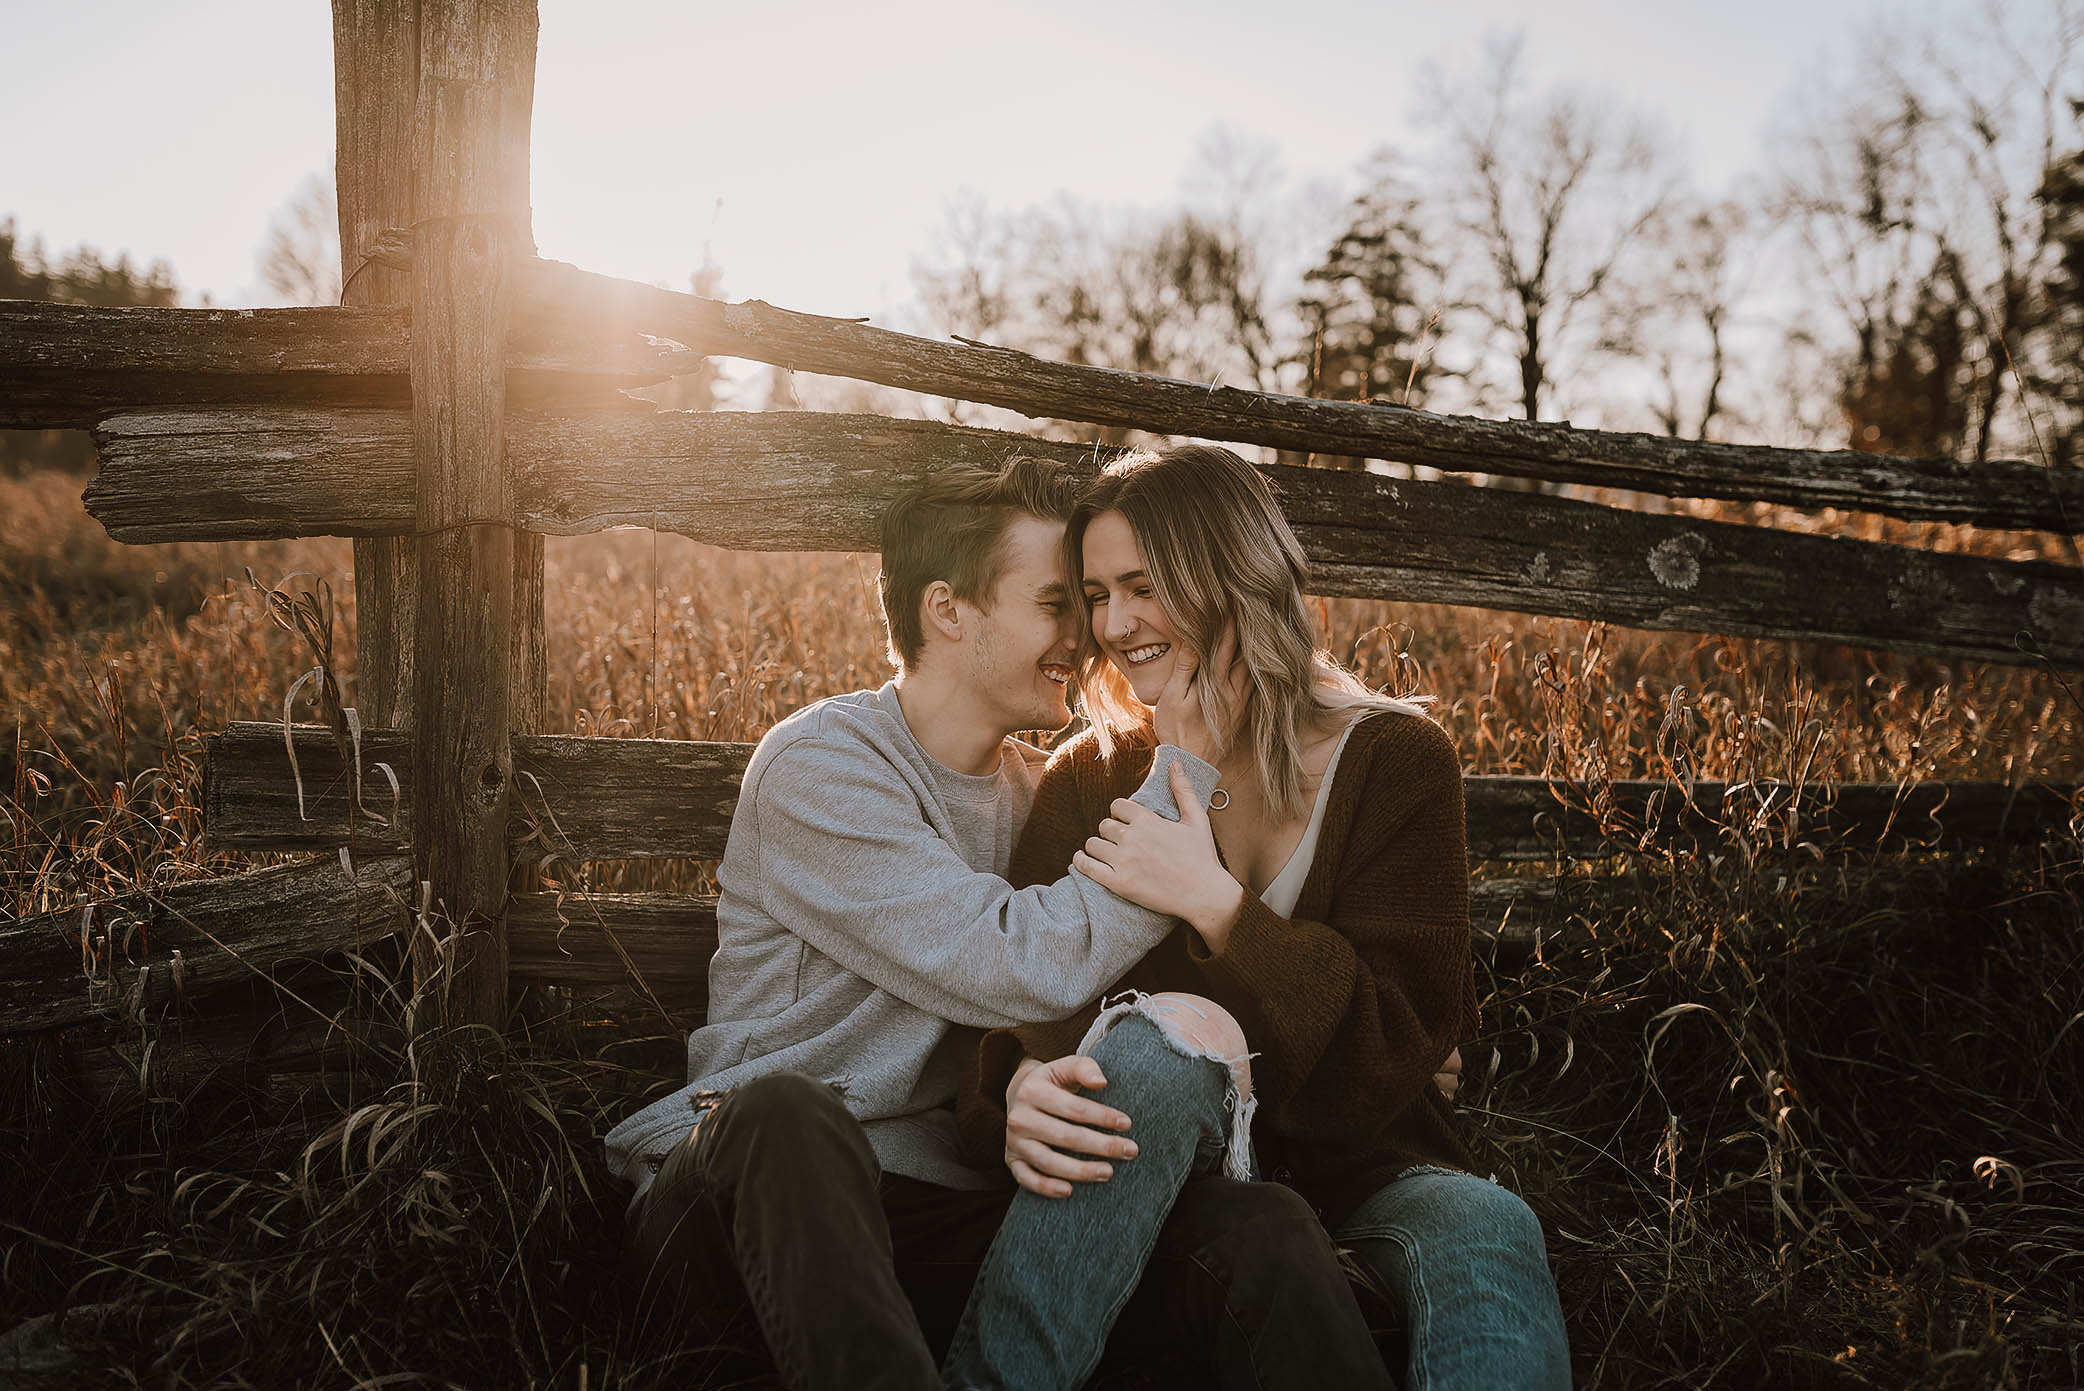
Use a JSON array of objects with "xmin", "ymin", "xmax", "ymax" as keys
[{"xmin": 1296, "ymin": 172, "xmax": 1439, "ymax": 411}]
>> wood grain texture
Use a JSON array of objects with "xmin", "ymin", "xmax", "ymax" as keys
[
  {"xmin": 0, "ymin": 300, "xmax": 671, "ymax": 429},
  {"xmin": 404, "ymin": 0, "xmax": 540, "ymax": 1027},
  {"xmin": 334, "ymin": 0, "xmax": 421, "ymax": 734},
  {"xmin": 204, "ymin": 722, "xmax": 2076, "ymax": 863},
  {"xmin": 205, "ymin": 722, "xmax": 749, "ymax": 861},
  {"xmin": 517, "ymin": 257, "xmax": 2084, "ymax": 534},
  {"xmin": 87, "ymin": 407, "xmax": 2084, "ymax": 667},
  {"xmin": 0, "ymin": 856, "xmax": 412, "ymax": 1034}
]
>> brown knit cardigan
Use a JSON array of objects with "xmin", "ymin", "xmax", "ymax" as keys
[{"xmin": 954, "ymin": 708, "xmax": 1481, "ymax": 1230}]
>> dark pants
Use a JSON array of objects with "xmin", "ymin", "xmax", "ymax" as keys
[{"xmin": 622, "ymin": 1070, "xmax": 1381, "ymax": 1391}]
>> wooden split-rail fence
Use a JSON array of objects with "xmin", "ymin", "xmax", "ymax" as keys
[{"xmin": 3, "ymin": 1, "xmax": 2080, "ymax": 1079}]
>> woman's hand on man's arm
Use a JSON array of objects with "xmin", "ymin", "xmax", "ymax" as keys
[
  {"xmin": 1003, "ymin": 1054, "xmax": 1140, "ymax": 1199},
  {"xmin": 1073, "ymin": 762, "xmax": 1245, "ymax": 952}
]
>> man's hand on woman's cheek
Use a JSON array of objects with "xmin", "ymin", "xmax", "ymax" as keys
[{"xmin": 1003, "ymin": 1055, "xmax": 1139, "ymax": 1199}]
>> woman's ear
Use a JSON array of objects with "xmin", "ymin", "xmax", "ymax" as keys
[{"xmin": 921, "ymin": 580, "xmax": 963, "ymax": 645}]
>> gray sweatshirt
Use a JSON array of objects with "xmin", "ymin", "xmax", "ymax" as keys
[{"xmin": 602, "ymin": 682, "xmax": 1219, "ymax": 1199}]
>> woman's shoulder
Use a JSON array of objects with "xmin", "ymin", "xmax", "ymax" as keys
[
  {"xmin": 1039, "ymin": 721, "xmax": 1157, "ymax": 791},
  {"xmin": 1339, "ymin": 705, "xmax": 1461, "ymax": 787}
]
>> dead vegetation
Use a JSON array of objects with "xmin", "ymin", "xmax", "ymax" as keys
[{"xmin": 3, "ymin": 466, "xmax": 2081, "ymax": 1387}]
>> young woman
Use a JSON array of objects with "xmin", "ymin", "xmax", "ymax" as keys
[{"xmin": 942, "ymin": 445, "xmax": 1570, "ymax": 1390}]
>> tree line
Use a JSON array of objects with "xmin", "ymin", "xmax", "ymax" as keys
[{"xmin": 914, "ymin": 14, "xmax": 2084, "ymax": 475}]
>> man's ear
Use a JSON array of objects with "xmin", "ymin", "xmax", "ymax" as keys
[{"xmin": 920, "ymin": 580, "xmax": 963, "ymax": 645}]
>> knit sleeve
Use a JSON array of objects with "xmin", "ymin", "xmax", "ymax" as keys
[{"xmin": 1185, "ymin": 713, "xmax": 1476, "ymax": 1143}]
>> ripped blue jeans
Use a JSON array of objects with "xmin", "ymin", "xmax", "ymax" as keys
[{"xmin": 941, "ymin": 1002, "xmax": 1391, "ymax": 1391}]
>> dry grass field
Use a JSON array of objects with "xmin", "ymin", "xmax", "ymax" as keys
[{"xmin": 4, "ymin": 460, "xmax": 2082, "ymax": 1387}]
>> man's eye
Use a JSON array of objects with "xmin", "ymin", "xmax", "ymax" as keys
[{"xmin": 1085, "ymin": 593, "xmax": 1108, "ymax": 606}]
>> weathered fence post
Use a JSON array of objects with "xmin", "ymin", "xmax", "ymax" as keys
[
  {"xmin": 408, "ymin": 0, "xmax": 541, "ymax": 1030},
  {"xmin": 332, "ymin": 0, "xmax": 420, "ymax": 730}
]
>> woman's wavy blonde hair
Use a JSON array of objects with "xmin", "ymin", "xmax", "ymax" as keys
[{"xmin": 1069, "ymin": 444, "xmax": 1429, "ymax": 822}]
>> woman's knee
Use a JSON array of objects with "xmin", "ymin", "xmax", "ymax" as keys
[
  {"xmin": 1362, "ymin": 1170, "xmax": 1550, "ymax": 1266},
  {"xmin": 1144, "ymin": 992, "xmax": 1248, "ymax": 1061},
  {"xmin": 1093, "ymin": 993, "xmax": 1253, "ymax": 1098}
]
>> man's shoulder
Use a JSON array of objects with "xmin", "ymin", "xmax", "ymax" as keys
[{"xmin": 744, "ymin": 687, "xmax": 909, "ymax": 794}]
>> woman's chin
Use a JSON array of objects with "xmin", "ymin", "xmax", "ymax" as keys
[{"xmin": 1123, "ymin": 668, "xmax": 1169, "ymax": 707}]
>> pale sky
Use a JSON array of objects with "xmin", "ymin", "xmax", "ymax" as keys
[{"xmin": 0, "ymin": 0, "xmax": 2000, "ymax": 319}]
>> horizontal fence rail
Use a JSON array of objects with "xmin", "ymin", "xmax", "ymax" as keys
[
  {"xmin": 508, "ymin": 877, "xmax": 1589, "ymax": 1003},
  {"xmin": 2, "ymin": 875, "xmax": 1581, "ymax": 1036},
  {"xmin": 208, "ymin": 722, "xmax": 2080, "ymax": 864},
  {"xmin": 89, "ymin": 407, "xmax": 2084, "ymax": 667},
  {"xmin": 0, "ymin": 297, "xmax": 682, "ymax": 427},
  {"xmin": 10, "ymin": 288, "xmax": 2080, "ymax": 532},
  {"xmin": 506, "ymin": 258, "xmax": 2083, "ymax": 533},
  {"xmin": 0, "ymin": 856, "xmax": 413, "ymax": 1033}
]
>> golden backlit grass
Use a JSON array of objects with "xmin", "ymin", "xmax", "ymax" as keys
[{"xmin": 3, "ymin": 464, "xmax": 2082, "ymax": 1388}]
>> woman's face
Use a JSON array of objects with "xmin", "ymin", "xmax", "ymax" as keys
[{"xmin": 1081, "ymin": 509, "xmax": 1185, "ymax": 706}]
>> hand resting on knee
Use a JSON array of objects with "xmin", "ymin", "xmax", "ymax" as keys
[{"xmin": 1003, "ymin": 992, "xmax": 1247, "ymax": 1198}]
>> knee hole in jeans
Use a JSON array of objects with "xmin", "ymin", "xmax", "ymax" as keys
[{"xmin": 1132, "ymin": 991, "xmax": 1252, "ymax": 1099}]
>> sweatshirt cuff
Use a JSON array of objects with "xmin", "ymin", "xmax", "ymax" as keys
[{"xmin": 1135, "ymin": 745, "xmax": 1223, "ymax": 819}]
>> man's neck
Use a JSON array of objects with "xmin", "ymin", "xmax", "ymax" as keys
[{"xmin": 893, "ymin": 670, "xmax": 1008, "ymax": 776}]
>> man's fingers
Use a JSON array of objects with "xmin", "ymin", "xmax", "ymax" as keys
[
  {"xmin": 1007, "ymin": 1155, "xmax": 1071, "ymax": 1199},
  {"xmin": 1080, "ymin": 836, "xmax": 1121, "ymax": 870},
  {"xmin": 1095, "ymin": 815, "xmax": 1130, "ymax": 842},
  {"xmin": 1029, "ymin": 1085, "xmax": 1129, "ymax": 1131},
  {"xmin": 1009, "ymin": 1135, "xmax": 1115, "ymax": 1185},
  {"xmin": 1015, "ymin": 1112, "xmax": 1136, "ymax": 1160}
]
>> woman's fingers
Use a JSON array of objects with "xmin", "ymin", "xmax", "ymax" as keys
[{"xmin": 1168, "ymin": 761, "xmax": 1206, "ymax": 826}]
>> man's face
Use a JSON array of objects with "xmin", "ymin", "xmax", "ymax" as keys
[{"xmin": 958, "ymin": 514, "xmax": 1078, "ymax": 735}]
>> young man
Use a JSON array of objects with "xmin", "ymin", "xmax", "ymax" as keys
[{"xmin": 604, "ymin": 458, "xmax": 1389, "ymax": 1390}]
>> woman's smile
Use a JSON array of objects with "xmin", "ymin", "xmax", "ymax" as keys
[{"xmin": 1081, "ymin": 510, "xmax": 1184, "ymax": 703}]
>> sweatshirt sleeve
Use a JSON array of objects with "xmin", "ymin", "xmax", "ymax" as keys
[
  {"xmin": 1184, "ymin": 714, "xmax": 1476, "ymax": 1142},
  {"xmin": 955, "ymin": 739, "xmax": 1129, "ymax": 1164},
  {"xmin": 741, "ymin": 727, "xmax": 1218, "ymax": 1031}
]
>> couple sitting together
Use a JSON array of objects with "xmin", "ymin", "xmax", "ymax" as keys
[{"xmin": 603, "ymin": 445, "xmax": 1571, "ymax": 1390}]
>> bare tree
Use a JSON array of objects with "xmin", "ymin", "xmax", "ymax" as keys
[
  {"xmin": 911, "ymin": 176, "xmax": 1295, "ymax": 441},
  {"xmin": 1639, "ymin": 199, "xmax": 1756, "ymax": 441},
  {"xmin": 1423, "ymin": 37, "xmax": 1675, "ymax": 424},
  {"xmin": 259, "ymin": 171, "xmax": 342, "ymax": 306},
  {"xmin": 1778, "ymin": 0, "xmax": 2083, "ymax": 460}
]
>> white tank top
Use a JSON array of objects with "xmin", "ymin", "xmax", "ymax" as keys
[{"xmin": 1256, "ymin": 718, "xmax": 1360, "ymax": 917}]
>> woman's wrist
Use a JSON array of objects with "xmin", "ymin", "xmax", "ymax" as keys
[{"xmin": 1185, "ymin": 875, "xmax": 1245, "ymax": 952}]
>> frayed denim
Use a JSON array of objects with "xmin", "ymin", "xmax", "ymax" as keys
[
  {"xmin": 1336, "ymin": 1166, "xmax": 1572, "ymax": 1390},
  {"xmin": 942, "ymin": 1011, "xmax": 1390, "ymax": 1391}
]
